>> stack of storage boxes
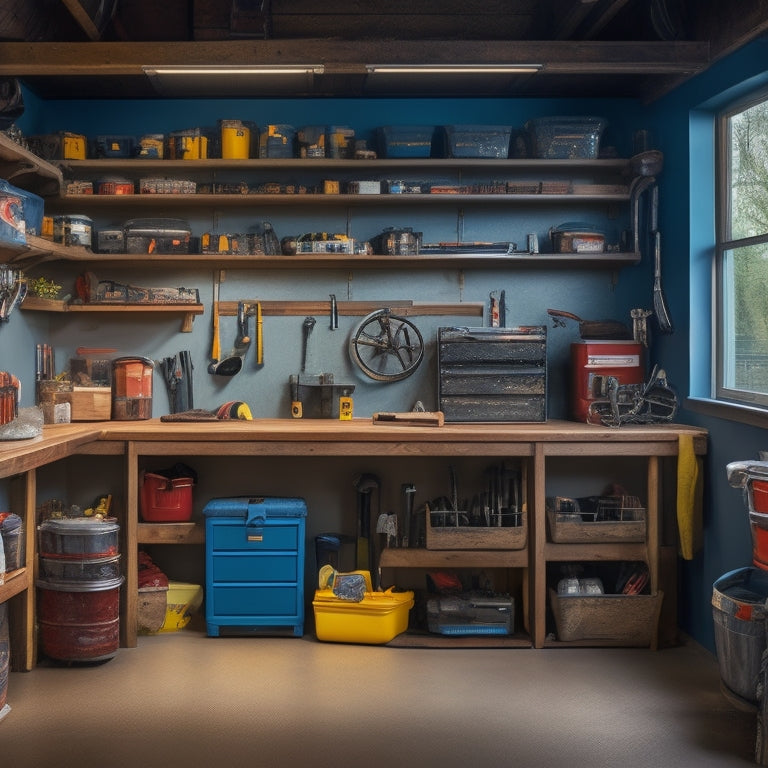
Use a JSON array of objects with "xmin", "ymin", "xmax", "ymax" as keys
[
  {"xmin": 36, "ymin": 517, "xmax": 122, "ymax": 662},
  {"xmin": 437, "ymin": 326, "xmax": 547, "ymax": 422}
]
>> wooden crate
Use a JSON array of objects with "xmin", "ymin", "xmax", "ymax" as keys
[
  {"xmin": 546, "ymin": 507, "xmax": 646, "ymax": 543},
  {"xmin": 70, "ymin": 386, "xmax": 111, "ymax": 421},
  {"xmin": 427, "ymin": 513, "xmax": 527, "ymax": 550},
  {"xmin": 549, "ymin": 589, "xmax": 663, "ymax": 646}
]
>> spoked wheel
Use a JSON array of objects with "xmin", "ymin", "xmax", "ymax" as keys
[{"xmin": 349, "ymin": 308, "xmax": 424, "ymax": 382}]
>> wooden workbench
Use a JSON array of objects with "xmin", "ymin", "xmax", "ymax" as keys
[{"xmin": 0, "ymin": 418, "xmax": 707, "ymax": 662}]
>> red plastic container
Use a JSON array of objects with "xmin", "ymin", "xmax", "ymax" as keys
[
  {"xmin": 140, "ymin": 473, "xmax": 194, "ymax": 522},
  {"xmin": 752, "ymin": 480, "xmax": 768, "ymax": 513},
  {"xmin": 36, "ymin": 577, "xmax": 122, "ymax": 661}
]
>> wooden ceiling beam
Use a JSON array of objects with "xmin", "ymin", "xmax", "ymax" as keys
[{"xmin": 0, "ymin": 39, "xmax": 710, "ymax": 76}]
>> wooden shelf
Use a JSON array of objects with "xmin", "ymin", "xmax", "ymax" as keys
[
  {"xmin": 543, "ymin": 542, "xmax": 648, "ymax": 561},
  {"xmin": 56, "ymin": 192, "xmax": 630, "ymax": 208},
  {"xmin": 58, "ymin": 158, "xmax": 631, "ymax": 173},
  {"xmin": 20, "ymin": 295, "xmax": 203, "ymax": 332},
  {"xmin": 8, "ymin": 237, "xmax": 639, "ymax": 270},
  {"xmin": 379, "ymin": 548, "xmax": 528, "ymax": 568},
  {"xmin": 0, "ymin": 134, "xmax": 62, "ymax": 196},
  {"xmin": 137, "ymin": 522, "xmax": 204, "ymax": 544},
  {"xmin": 0, "ymin": 568, "xmax": 28, "ymax": 603}
]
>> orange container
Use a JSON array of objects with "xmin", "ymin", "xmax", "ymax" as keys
[
  {"xmin": 752, "ymin": 480, "xmax": 768, "ymax": 513},
  {"xmin": 749, "ymin": 482, "xmax": 768, "ymax": 568},
  {"xmin": 111, "ymin": 356, "xmax": 153, "ymax": 420}
]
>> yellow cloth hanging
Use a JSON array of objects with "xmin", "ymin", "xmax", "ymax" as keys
[{"xmin": 676, "ymin": 433, "xmax": 702, "ymax": 560}]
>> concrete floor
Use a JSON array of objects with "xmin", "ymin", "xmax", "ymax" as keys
[{"xmin": 0, "ymin": 628, "xmax": 760, "ymax": 768}]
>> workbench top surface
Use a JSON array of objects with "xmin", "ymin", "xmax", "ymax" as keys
[
  {"xmin": 0, "ymin": 418, "xmax": 707, "ymax": 478},
  {"xmin": 93, "ymin": 417, "xmax": 707, "ymax": 442}
]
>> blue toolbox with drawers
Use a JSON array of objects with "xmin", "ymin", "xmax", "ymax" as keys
[{"xmin": 202, "ymin": 496, "xmax": 307, "ymax": 637}]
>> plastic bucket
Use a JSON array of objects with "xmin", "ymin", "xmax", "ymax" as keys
[
  {"xmin": 750, "ymin": 511, "xmax": 768, "ymax": 569},
  {"xmin": 752, "ymin": 480, "xmax": 768, "ymax": 513},
  {"xmin": 712, "ymin": 567, "xmax": 768, "ymax": 703}
]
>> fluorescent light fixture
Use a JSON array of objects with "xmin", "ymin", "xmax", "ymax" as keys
[
  {"xmin": 365, "ymin": 64, "xmax": 542, "ymax": 75},
  {"xmin": 143, "ymin": 65, "xmax": 325, "ymax": 76}
]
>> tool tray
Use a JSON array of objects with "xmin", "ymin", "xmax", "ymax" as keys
[
  {"xmin": 426, "ymin": 510, "xmax": 527, "ymax": 550},
  {"xmin": 546, "ymin": 495, "xmax": 646, "ymax": 543}
]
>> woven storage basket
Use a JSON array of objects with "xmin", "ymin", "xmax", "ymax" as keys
[
  {"xmin": 549, "ymin": 588, "xmax": 663, "ymax": 646},
  {"xmin": 427, "ymin": 513, "xmax": 527, "ymax": 550},
  {"xmin": 546, "ymin": 507, "xmax": 646, "ymax": 543}
]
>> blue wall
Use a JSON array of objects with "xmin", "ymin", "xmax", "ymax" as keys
[
  {"xmin": 10, "ymin": 58, "xmax": 768, "ymax": 648},
  {"xmin": 649, "ymin": 37, "xmax": 768, "ymax": 651},
  {"xmin": 5, "ymin": 93, "xmax": 647, "ymax": 421}
]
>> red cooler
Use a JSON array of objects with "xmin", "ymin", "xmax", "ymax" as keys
[{"xmin": 571, "ymin": 340, "xmax": 644, "ymax": 423}]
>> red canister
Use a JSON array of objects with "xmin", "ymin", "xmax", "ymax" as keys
[
  {"xmin": 111, "ymin": 356, "xmax": 154, "ymax": 420},
  {"xmin": 570, "ymin": 340, "xmax": 644, "ymax": 423}
]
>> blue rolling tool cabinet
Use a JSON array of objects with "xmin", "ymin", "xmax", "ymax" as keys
[{"xmin": 203, "ymin": 496, "xmax": 307, "ymax": 637}]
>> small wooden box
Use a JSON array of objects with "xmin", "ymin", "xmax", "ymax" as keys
[
  {"xmin": 426, "ymin": 513, "xmax": 527, "ymax": 551},
  {"xmin": 70, "ymin": 386, "xmax": 112, "ymax": 421}
]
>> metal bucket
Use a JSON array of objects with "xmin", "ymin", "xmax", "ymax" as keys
[
  {"xmin": 712, "ymin": 567, "xmax": 768, "ymax": 703},
  {"xmin": 36, "ymin": 577, "xmax": 123, "ymax": 662}
]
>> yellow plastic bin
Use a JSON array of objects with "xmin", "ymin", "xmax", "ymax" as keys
[{"xmin": 312, "ymin": 587, "xmax": 414, "ymax": 644}]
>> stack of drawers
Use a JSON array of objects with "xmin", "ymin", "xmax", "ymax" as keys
[
  {"xmin": 203, "ymin": 496, "xmax": 307, "ymax": 637},
  {"xmin": 438, "ymin": 326, "xmax": 547, "ymax": 422}
]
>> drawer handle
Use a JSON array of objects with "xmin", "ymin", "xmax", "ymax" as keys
[{"xmin": 247, "ymin": 534, "xmax": 263, "ymax": 542}]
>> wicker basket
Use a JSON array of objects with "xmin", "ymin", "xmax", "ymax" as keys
[
  {"xmin": 549, "ymin": 588, "xmax": 663, "ymax": 646},
  {"xmin": 546, "ymin": 496, "xmax": 646, "ymax": 543}
]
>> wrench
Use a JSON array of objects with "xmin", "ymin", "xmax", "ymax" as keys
[{"xmin": 301, "ymin": 316, "xmax": 316, "ymax": 372}]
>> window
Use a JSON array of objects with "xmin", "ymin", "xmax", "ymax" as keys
[{"xmin": 716, "ymin": 91, "xmax": 768, "ymax": 408}]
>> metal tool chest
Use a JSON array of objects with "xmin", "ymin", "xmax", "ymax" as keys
[
  {"xmin": 202, "ymin": 496, "xmax": 307, "ymax": 637},
  {"xmin": 437, "ymin": 326, "xmax": 547, "ymax": 422}
]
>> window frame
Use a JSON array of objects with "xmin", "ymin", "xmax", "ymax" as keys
[{"xmin": 714, "ymin": 87, "xmax": 768, "ymax": 410}]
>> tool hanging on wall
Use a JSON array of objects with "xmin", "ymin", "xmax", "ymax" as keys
[
  {"xmin": 209, "ymin": 300, "xmax": 250, "ymax": 377},
  {"xmin": 329, "ymin": 294, "xmax": 338, "ymax": 330},
  {"xmin": 649, "ymin": 184, "xmax": 673, "ymax": 334},
  {"xmin": 161, "ymin": 351, "xmax": 194, "ymax": 413},
  {"xmin": 489, "ymin": 290, "xmax": 506, "ymax": 327},
  {"xmin": 301, "ymin": 316, "xmax": 316, "ymax": 372},
  {"xmin": 255, "ymin": 301, "xmax": 263, "ymax": 365},
  {"xmin": 348, "ymin": 308, "xmax": 424, "ymax": 382},
  {"xmin": 209, "ymin": 271, "xmax": 221, "ymax": 368}
]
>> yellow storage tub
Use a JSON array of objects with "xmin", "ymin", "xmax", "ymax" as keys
[
  {"xmin": 160, "ymin": 581, "xmax": 203, "ymax": 633},
  {"xmin": 312, "ymin": 587, "xmax": 414, "ymax": 644}
]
